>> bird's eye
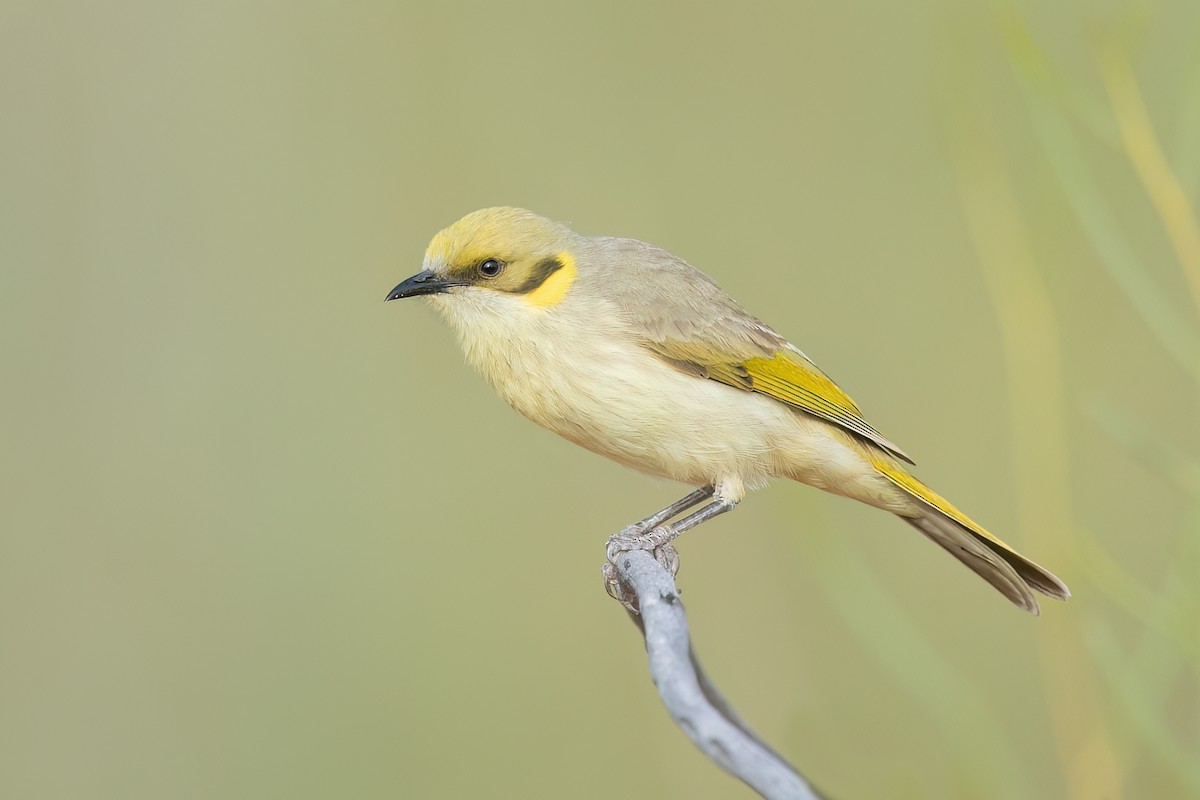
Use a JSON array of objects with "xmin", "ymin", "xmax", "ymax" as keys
[{"xmin": 479, "ymin": 259, "xmax": 504, "ymax": 278}]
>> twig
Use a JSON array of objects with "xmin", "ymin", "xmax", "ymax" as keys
[{"xmin": 609, "ymin": 549, "xmax": 826, "ymax": 800}]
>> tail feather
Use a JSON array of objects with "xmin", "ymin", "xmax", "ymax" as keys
[
  {"xmin": 872, "ymin": 455, "xmax": 1070, "ymax": 614},
  {"xmin": 904, "ymin": 514, "xmax": 1041, "ymax": 614}
]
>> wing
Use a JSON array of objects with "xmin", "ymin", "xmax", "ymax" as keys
[
  {"xmin": 705, "ymin": 349, "xmax": 913, "ymax": 463},
  {"xmin": 658, "ymin": 344, "xmax": 914, "ymax": 464},
  {"xmin": 597, "ymin": 237, "xmax": 914, "ymax": 464}
]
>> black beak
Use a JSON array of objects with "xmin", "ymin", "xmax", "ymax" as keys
[{"xmin": 385, "ymin": 270, "xmax": 465, "ymax": 301}]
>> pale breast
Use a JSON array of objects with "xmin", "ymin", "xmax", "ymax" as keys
[{"xmin": 435, "ymin": 290, "xmax": 808, "ymax": 486}]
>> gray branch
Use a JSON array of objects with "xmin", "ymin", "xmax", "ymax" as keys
[{"xmin": 609, "ymin": 549, "xmax": 826, "ymax": 800}]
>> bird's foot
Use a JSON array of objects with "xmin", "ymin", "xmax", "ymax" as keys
[
  {"xmin": 604, "ymin": 526, "xmax": 680, "ymax": 613},
  {"xmin": 606, "ymin": 525, "xmax": 680, "ymax": 571}
]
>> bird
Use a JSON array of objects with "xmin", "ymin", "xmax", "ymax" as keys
[{"xmin": 386, "ymin": 207, "xmax": 1070, "ymax": 614}]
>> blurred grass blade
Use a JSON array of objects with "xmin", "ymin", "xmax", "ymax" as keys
[
  {"xmin": 948, "ymin": 84, "xmax": 1126, "ymax": 797},
  {"xmin": 1097, "ymin": 43, "xmax": 1200, "ymax": 316},
  {"xmin": 1088, "ymin": 624, "xmax": 1200, "ymax": 795},
  {"xmin": 1128, "ymin": 534, "xmax": 1200, "ymax": 716},
  {"xmin": 1086, "ymin": 395, "xmax": 1200, "ymax": 499},
  {"xmin": 1000, "ymin": 15, "xmax": 1200, "ymax": 385},
  {"xmin": 1168, "ymin": 33, "xmax": 1200, "ymax": 193}
]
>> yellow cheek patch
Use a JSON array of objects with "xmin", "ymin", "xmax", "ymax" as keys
[{"xmin": 524, "ymin": 250, "xmax": 577, "ymax": 307}]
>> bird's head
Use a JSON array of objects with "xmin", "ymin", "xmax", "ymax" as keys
[{"xmin": 387, "ymin": 207, "xmax": 580, "ymax": 311}]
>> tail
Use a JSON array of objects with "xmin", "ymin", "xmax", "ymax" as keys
[{"xmin": 871, "ymin": 455, "xmax": 1070, "ymax": 615}]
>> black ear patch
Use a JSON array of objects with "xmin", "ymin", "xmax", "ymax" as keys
[{"xmin": 511, "ymin": 256, "xmax": 564, "ymax": 294}]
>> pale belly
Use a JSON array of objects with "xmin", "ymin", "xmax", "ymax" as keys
[
  {"xmin": 478, "ymin": 320, "xmax": 869, "ymax": 493},
  {"xmin": 497, "ymin": 339, "xmax": 788, "ymax": 486}
]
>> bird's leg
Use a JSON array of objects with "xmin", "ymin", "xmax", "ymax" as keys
[
  {"xmin": 629, "ymin": 496, "xmax": 739, "ymax": 565},
  {"xmin": 604, "ymin": 486, "xmax": 715, "ymax": 609},
  {"xmin": 618, "ymin": 485, "xmax": 716, "ymax": 537},
  {"xmin": 605, "ymin": 488, "xmax": 739, "ymax": 610},
  {"xmin": 655, "ymin": 496, "xmax": 739, "ymax": 540},
  {"xmin": 608, "ymin": 492, "xmax": 736, "ymax": 558},
  {"xmin": 605, "ymin": 485, "xmax": 715, "ymax": 564}
]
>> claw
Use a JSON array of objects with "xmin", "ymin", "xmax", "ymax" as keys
[
  {"xmin": 654, "ymin": 543, "xmax": 680, "ymax": 576},
  {"xmin": 602, "ymin": 561, "xmax": 640, "ymax": 614},
  {"xmin": 605, "ymin": 534, "xmax": 633, "ymax": 563},
  {"xmin": 602, "ymin": 561, "xmax": 620, "ymax": 598}
]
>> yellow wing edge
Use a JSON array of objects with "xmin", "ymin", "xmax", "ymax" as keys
[{"xmin": 710, "ymin": 351, "xmax": 915, "ymax": 464}]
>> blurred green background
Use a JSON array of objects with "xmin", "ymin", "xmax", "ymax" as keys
[{"xmin": 3, "ymin": 1, "xmax": 1198, "ymax": 797}]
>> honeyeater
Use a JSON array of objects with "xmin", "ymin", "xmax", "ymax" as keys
[{"xmin": 386, "ymin": 207, "xmax": 1069, "ymax": 614}]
